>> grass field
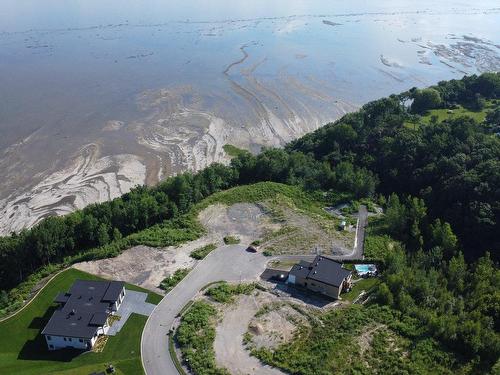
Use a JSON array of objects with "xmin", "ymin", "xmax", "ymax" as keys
[
  {"xmin": 0, "ymin": 268, "xmax": 161, "ymax": 375},
  {"xmin": 404, "ymin": 100, "xmax": 495, "ymax": 129}
]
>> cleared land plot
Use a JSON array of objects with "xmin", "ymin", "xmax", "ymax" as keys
[
  {"xmin": 0, "ymin": 268, "xmax": 161, "ymax": 375},
  {"xmin": 404, "ymin": 100, "xmax": 497, "ymax": 129},
  {"xmin": 214, "ymin": 292, "xmax": 287, "ymax": 375}
]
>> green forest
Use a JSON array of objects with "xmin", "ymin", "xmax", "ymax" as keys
[{"xmin": 0, "ymin": 73, "xmax": 499, "ymax": 371}]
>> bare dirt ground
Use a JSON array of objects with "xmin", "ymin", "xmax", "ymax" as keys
[
  {"xmin": 199, "ymin": 203, "xmax": 280, "ymax": 245},
  {"xmin": 74, "ymin": 203, "xmax": 272, "ymax": 292},
  {"xmin": 248, "ymin": 302, "xmax": 310, "ymax": 350},
  {"xmin": 213, "ymin": 286, "xmax": 333, "ymax": 375},
  {"xmin": 214, "ymin": 291, "xmax": 287, "ymax": 375},
  {"xmin": 74, "ymin": 243, "xmax": 197, "ymax": 294}
]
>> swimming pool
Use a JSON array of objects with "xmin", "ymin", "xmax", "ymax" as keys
[{"xmin": 354, "ymin": 264, "xmax": 377, "ymax": 274}]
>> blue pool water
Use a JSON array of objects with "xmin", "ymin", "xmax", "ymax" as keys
[{"xmin": 355, "ymin": 264, "xmax": 377, "ymax": 274}]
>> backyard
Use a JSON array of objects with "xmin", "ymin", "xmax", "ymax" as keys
[{"xmin": 0, "ymin": 268, "xmax": 161, "ymax": 375}]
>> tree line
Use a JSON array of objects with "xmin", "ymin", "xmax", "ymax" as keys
[{"xmin": 375, "ymin": 194, "xmax": 499, "ymax": 371}]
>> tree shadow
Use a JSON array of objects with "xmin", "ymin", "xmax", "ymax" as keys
[{"xmin": 18, "ymin": 305, "xmax": 84, "ymax": 362}]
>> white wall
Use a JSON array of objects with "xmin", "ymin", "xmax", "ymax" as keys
[
  {"xmin": 44, "ymin": 287, "xmax": 125, "ymax": 351},
  {"xmin": 45, "ymin": 334, "xmax": 91, "ymax": 350}
]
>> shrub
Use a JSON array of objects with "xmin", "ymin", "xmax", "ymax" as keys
[
  {"xmin": 175, "ymin": 301, "xmax": 229, "ymax": 375},
  {"xmin": 223, "ymin": 236, "xmax": 240, "ymax": 245},
  {"xmin": 190, "ymin": 243, "xmax": 217, "ymax": 260},
  {"xmin": 205, "ymin": 282, "xmax": 255, "ymax": 303},
  {"xmin": 159, "ymin": 268, "xmax": 190, "ymax": 292}
]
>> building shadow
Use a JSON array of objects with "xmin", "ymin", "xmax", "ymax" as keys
[
  {"xmin": 261, "ymin": 270, "xmax": 333, "ymax": 309},
  {"xmin": 17, "ymin": 305, "xmax": 84, "ymax": 362},
  {"xmin": 274, "ymin": 283, "xmax": 333, "ymax": 308}
]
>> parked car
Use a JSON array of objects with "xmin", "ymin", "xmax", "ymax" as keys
[{"xmin": 246, "ymin": 245, "xmax": 258, "ymax": 253}]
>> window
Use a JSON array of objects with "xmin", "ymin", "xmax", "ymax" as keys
[
  {"xmin": 79, "ymin": 339, "xmax": 83, "ymax": 343},
  {"xmin": 47, "ymin": 336, "xmax": 52, "ymax": 341},
  {"xmin": 63, "ymin": 337, "xmax": 67, "ymax": 341},
  {"xmin": 68, "ymin": 338, "xmax": 72, "ymax": 342},
  {"xmin": 49, "ymin": 345, "xmax": 54, "ymax": 349}
]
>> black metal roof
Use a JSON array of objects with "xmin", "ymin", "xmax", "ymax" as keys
[
  {"xmin": 307, "ymin": 256, "xmax": 351, "ymax": 287},
  {"xmin": 42, "ymin": 280, "xmax": 124, "ymax": 339},
  {"xmin": 289, "ymin": 256, "xmax": 351, "ymax": 288},
  {"xmin": 102, "ymin": 280, "xmax": 125, "ymax": 302},
  {"xmin": 289, "ymin": 262, "xmax": 310, "ymax": 279}
]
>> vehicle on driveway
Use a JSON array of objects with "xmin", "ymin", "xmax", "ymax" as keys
[{"xmin": 246, "ymin": 245, "xmax": 259, "ymax": 253}]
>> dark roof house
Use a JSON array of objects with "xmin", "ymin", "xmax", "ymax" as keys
[
  {"xmin": 288, "ymin": 256, "xmax": 352, "ymax": 299},
  {"xmin": 42, "ymin": 280, "xmax": 125, "ymax": 342}
]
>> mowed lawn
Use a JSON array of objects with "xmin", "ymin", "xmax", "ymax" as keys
[
  {"xmin": 0, "ymin": 268, "xmax": 162, "ymax": 375},
  {"xmin": 404, "ymin": 99, "xmax": 497, "ymax": 129}
]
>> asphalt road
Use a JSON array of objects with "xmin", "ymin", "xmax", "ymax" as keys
[{"xmin": 141, "ymin": 244, "xmax": 269, "ymax": 375}]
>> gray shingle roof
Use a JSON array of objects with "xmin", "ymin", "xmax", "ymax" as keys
[{"xmin": 41, "ymin": 280, "xmax": 124, "ymax": 339}]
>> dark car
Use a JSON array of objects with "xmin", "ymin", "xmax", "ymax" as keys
[{"xmin": 246, "ymin": 245, "xmax": 258, "ymax": 253}]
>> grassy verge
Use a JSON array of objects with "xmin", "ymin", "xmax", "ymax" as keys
[
  {"xmin": 0, "ymin": 268, "xmax": 161, "ymax": 375},
  {"xmin": 223, "ymin": 236, "xmax": 240, "ymax": 245},
  {"xmin": 175, "ymin": 301, "xmax": 228, "ymax": 375},
  {"xmin": 168, "ymin": 333, "xmax": 187, "ymax": 375},
  {"xmin": 205, "ymin": 282, "xmax": 256, "ymax": 303},
  {"xmin": 159, "ymin": 268, "xmax": 190, "ymax": 293},
  {"xmin": 404, "ymin": 100, "xmax": 495, "ymax": 129},
  {"xmin": 190, "ymin": 243, "xmax": 217, "ymax": 260}
]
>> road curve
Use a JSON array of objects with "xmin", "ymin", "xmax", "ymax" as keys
[{"xmin": 141, "ymin": 244, "xmax": 269, "ymax": 375}]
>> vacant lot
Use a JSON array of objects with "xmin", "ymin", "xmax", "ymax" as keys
[
  {"xmin": 0, "ymin": 268, "xmax": 160, "ymax": 375},
  {"xmin": 214, "ymin": 292, "xmax": 286, "ymax": 375}
]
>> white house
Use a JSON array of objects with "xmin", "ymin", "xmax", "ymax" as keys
[{"xmin": 42, "ymin": 279, "xmax": 125, "ymax": 351}]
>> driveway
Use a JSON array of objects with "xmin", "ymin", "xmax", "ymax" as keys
[
  {"xmin": 352, "ymin": 204, "xmax": 368, "ymax": 259},
  {"xmin": 141, "ymin": 244, "xmax": 269, "ymax": 375},
  {"xmin": 108, "ymin": 290, "xmax": 155, "ymax": 336}
]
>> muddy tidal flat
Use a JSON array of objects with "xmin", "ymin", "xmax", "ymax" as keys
[{"xmin": 0, "ymin": 0, "xmax": 499, "ymax": 234}]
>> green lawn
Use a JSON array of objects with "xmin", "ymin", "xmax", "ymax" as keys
[
  {"xmin": 0, "ymin": 268, "xmax": 161, "ymax": 375},
  {"xmin": 342, "ymin": 277, "xmax": 380, "ymax": 302},
  {"xmin": 404, "ymin": 101, "xmax": 494, "ymax": 129}
]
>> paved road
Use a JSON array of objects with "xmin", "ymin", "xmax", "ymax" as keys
[
  {"xmin": 352, "ymin": 204, "xmax": 368, "ymax": 259},
  {"xmin": 141, "ymin": 244, "xmax": 269, "ymax": 375}
]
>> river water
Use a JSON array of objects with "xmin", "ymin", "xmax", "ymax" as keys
[{"xmin": 0, "ymin": 0, "xmax": 499, "ymax": 233}]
